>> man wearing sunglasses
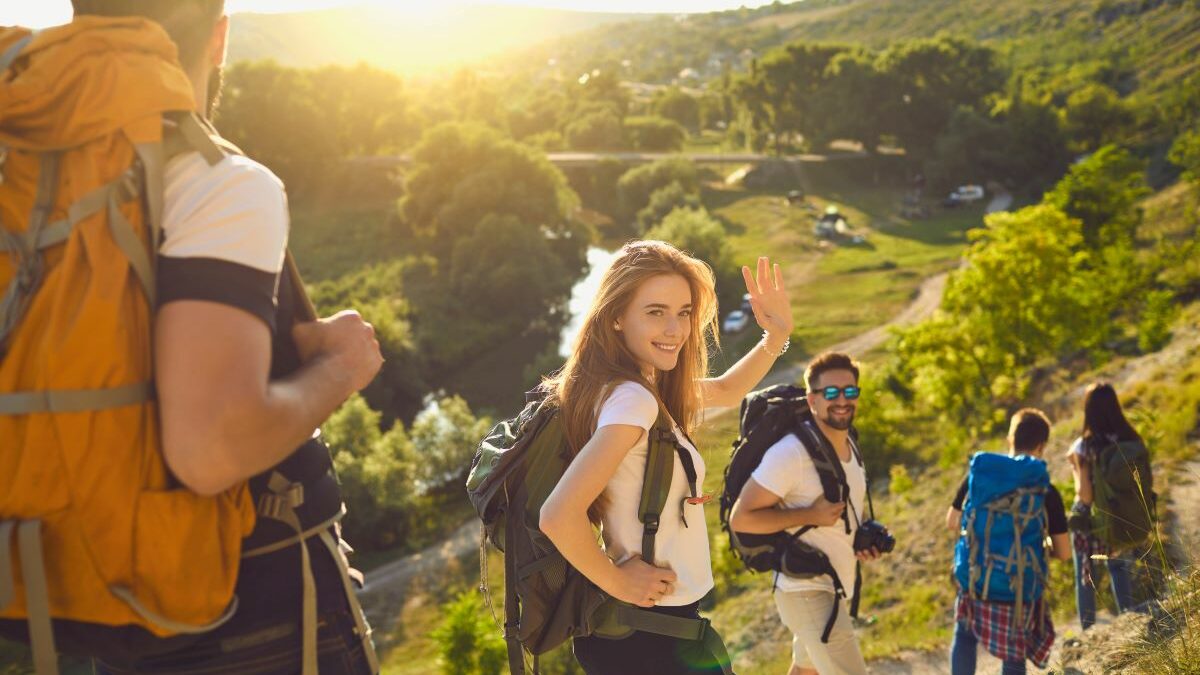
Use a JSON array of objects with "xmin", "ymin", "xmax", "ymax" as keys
[{"xmin": 729, "ymin": 352, "xmax": 875, "ymax": 675}]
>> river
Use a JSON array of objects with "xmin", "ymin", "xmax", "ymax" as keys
[{"xmin": 559, "ymin": 246, "xmax": 620, "ymax": 357}]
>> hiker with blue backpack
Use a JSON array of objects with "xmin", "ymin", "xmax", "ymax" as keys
[
  {"xmin": 468, "ymin": 243, "xmax": 794, "ymax": 674},
  {"xmin": 945, "ymin": 409, "xmax": 1071, "ymax": 675},
  {"xmin": 1066, "ymin": 382, "xmax": 1154, "ymax": 630}
]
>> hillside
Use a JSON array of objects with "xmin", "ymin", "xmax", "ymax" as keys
[
  {"xmin": 227, "ymin": 5, "xmax": 653, "ymax": 75},
  {"xmin": 515, "ymin": 0, "xmax": 1200, "ymax": 96}
]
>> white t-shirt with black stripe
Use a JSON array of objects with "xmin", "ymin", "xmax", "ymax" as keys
[{"xmin": 158, "ymin": 151, "xmax": 288, "ymax": 330}]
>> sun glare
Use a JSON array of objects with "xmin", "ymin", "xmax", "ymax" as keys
[{"xmin": 6, "ymin": 0, "xmax": 774, "ymax": 29}]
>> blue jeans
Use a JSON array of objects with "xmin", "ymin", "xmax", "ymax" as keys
[
  {"xmin": 950, "ymin": 620, "xmax": 1025, "ymax": 675},
  {"xmin": 1074, "ymin": 547, "xmax": 1135, "ymax": 629}
]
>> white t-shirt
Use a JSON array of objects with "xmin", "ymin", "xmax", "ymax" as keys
[
  {"xmin": 595, "ymin": 381, "xmax": 714, "ymax": 606},
  {"xmin": 158, "ymin": 151, "xmax": 289, "ymax": 331},
  {"xmin": 750, "ymin": 427, "xmax": 867, "ymax": 598}
]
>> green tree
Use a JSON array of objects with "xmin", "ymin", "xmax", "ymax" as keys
[
  {"xmin": 307, "ymin": 63, "xmax": 415, "ymax": 156},
  {"xmin": 652, "ymin": 87, "xmax": 701, "ymax": 132},
  {"xmin": 399, "ymin": 123, "xmax": 588, "ymax": 367},
  {"xmin": 1046, "ymin": 144, "xmax": 1150, "ymax": 249},
  {"xmin": 1061, "ymin": 83, "xmax": 1134, "ymax": 153},
  {"xmin": 894, "ymin": 205, "xmax": 1103, "ymax": 430},
  {"xmin": 616, "ymin": 157, "xmax": 699, "ymax": 223},
  {"xmin": 636, "ymin": 181, "xmax": 702, "ymax": 233},
  {"xmin": 876, "ymin": 37, "xmax": 1005, "ymax": 159},
  {"xmin": 565, "ymin": 107, "xmax": 625, "ymax": 151},
  {"xmin": 645, "ymin": 207, "xmax": 743, "ymax": 315},
  {"xmin": 409, "ymin": 396, "xmax": 492, "ymax": 495},
  {"xmin": 311, "ymin": 260, "xmax": 427, "ymax": 423},
  {"xmin": 217, "ymin": 60, "xmax": 335, "ymax": 193},
  {"xmin": 431, "ymin": 590, "xmax": 506, "ymax": 675},
  {"xmin": 624, "ymin": 116, "xmax": 686, "ymax": 152},
  {"xmin": 322, "ymin": 394, "xmax": 415, "ymax": 550},
  {"xmin": 1169, "ymin": 128, "xmax": 1200, "ymax": 184}
]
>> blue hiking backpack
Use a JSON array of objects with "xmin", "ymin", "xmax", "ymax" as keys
[{"xmin": 953, "ymin": 452, "xmax": 1050, "ymax": 622}]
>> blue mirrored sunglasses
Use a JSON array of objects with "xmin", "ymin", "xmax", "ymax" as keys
[{"xmin": 818, "ymin": 385, "xmax": 861, "ymax": 401}]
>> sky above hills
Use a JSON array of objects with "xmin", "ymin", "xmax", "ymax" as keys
[{"xmin": 7, "ymin": 0, "xmax": 778, "ymax": 28}]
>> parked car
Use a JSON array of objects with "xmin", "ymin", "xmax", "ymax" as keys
[
  {"xmin": 943, "ymin": 184, "xmax": 985, "ymax": 207},
  {"xmin": 723, "ymin": 309, "xmax": 750, "ymax": 333}
]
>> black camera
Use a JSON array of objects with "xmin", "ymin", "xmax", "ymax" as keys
[{"xmin": 853, "ymin": 519, "xmax": 895, "ymax": 554}]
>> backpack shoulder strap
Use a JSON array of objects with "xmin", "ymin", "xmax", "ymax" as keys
[
  {"xmin": 796, "ymin": 420, "xmax": 853, "ymax": 532},
  {"xmin": 638, "ymin": 413, "xmax": 680, "ymax": 564},
  {"xmin": 0, "ymin": 32, "xmax": 34, "ymax": 73}
]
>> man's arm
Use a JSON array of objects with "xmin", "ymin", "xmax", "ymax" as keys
[
  {"xmin": 156, "ymin": 302, "xmax": 382, "ymax": 496},
  {"xmin": 728, "ymin": 478, "xmax": 845, "ymax": 534},
  {"xmin": 946, "ymin": 507, "xmax": 962, "ymax": 533}
]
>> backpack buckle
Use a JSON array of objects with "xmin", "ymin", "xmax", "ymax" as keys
[{"xmin": 642, "ymin": 515, "xmax": 660, "ymax": 534}]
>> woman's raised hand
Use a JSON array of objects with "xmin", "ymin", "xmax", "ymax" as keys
[{"xmin": 741, "ymin": 256, "xmax": 793, "ymax": 340}]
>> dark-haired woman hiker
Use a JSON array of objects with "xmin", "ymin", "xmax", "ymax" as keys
[{"xmin": 1067, "ymin": 382, "xmax": 1144, "ymax": 629}]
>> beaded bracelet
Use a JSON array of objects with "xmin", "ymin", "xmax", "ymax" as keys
[{"xmin": 760, "ymin": 331, "xmax": 790, "ymax": 357}]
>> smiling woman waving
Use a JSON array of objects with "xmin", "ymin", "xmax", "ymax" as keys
[{"xmin": 538, "ymin": 240, "xmax": 793, "ymax": 674}]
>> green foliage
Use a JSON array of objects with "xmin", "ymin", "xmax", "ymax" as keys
[
  {"xmin": 217, "ymin": 60, "xmax": 413, "ymax": 194},
  {"xmin": 616, "ymin": 157, "xmax": 700, "ymax": 223},
  {"xmin": 894, "ymin": 205, "xmax": 1102, "ymax": 430},
  {"xmin": 652, "ymin": 87, "xmax": 701, "ymax": 132},
  {"xmin": 1046, "ymin": 145, "xmax": 1151, "ymax": 249},
  {"xmin": 409, "ymin": 395, "xmax": 493, "ymax": 494},
  {"xmin": 875, "ymin": 36, "xmax": 1006, "ymax": 159},
  {"xmin": 623, "ymin": 115, "xmax": 686, "ymax": 152},
  {"xmin": 635, "ymin": 181, "xmax": 702, "ymax": 233},
  {"xmin": 1061, "ymin": 83, "xmax": 1135, "ymax": 153},
  {"xmin": 1169, "ymin": 128, "xmax": 1200, "ymax": 184},
  {"xmin": 645, "ymin": 206, "xmax": 743, "ymax": 314},
  {"xmin": 323, "ymin": 394, "xmax": 415, "ymax": 550},
  {"xmin": 311, "ymin": 260, "xmax": 428, "ymax": 422},
  {"xmin": 889, "ymin": 464, "xmax": 914, "ymax": 497},
  {"xmin": 399, "ymin": 123, "xmax": 588, "ymax": 369},
  {"xmin": 431, "ymin": 590, "xmax": 506, "ymax": 675},
  {"xmin": 565, "ymin": 107, "xmax": 624, "ymax": 151},
  {"xmin": 562, "ymin": 158, "xmax": 628, "ymax": 223},
  {"xmin": 1137, "ymin": 289, "xmax": 1179, "ymax": 353},
  {"xmin": 928, "ymin": 94, "xmax": 1069, "ymax": 193}
]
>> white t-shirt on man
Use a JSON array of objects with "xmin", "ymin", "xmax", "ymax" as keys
[
  {"xmin": 595, "ymin": 381, "xmax": 714, "ymax": 606},
  {"xmin": 750, "ymin": 425, "xmax": 867, "ymax": 598}
]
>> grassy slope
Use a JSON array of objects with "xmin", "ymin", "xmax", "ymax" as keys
[
  {"xmin": 538, "ymin": 0, "xmax": 1199, "ymax": 101},
  {"xmin": 709, "ymin": 160, "xmax": 981, "ymax": 360}
]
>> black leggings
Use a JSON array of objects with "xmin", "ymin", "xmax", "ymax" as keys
[{"xmin": 572, "ymin": 602, "xmax": 727, "ymax": 675}]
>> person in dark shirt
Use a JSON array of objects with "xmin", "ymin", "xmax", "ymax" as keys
[{"xmin": 944, "ymin": 409, "xmax": 1071, "ymax": 675}]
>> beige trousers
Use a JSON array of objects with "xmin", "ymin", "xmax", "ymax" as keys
[{"xmin": 773, "ymin": 589, "xmax": 868, "ymax": 675}]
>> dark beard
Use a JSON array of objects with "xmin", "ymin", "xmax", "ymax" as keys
[
  {"xmin": 823, "ymin": 409, "xmax": 855, "ymax": 431},
  {"xmin": 205, "ymin": 65, "xmax": 224, "ymax": 119}
]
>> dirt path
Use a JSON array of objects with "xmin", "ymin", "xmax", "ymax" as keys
[{"xmin": 357, "ymin": 519, "xmax": 481, "ymax": 632}]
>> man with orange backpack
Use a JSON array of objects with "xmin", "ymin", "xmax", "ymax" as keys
[{"xmin": 0, "ymin": 2, "xmax": 383, "ymax": 673}]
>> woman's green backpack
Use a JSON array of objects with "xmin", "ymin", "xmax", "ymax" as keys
[{"xmin": 1091, "ymin": 438, "xmax": 1156, "ymax": 551}]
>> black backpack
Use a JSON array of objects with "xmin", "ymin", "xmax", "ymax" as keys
[{"xmin": 717, "ymin": 384, "xmax": 869, "ymax": 642}]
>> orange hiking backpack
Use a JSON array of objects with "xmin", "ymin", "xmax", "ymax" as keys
[{"xmin": 0, "ymin": 18, "xmax": 257, "ymax": 673}]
